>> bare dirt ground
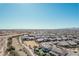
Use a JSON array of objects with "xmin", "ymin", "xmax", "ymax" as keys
[
  {"xmin": 23, "ymin": 41, "xmax": 39, "ymax": 48},
  {"xmin": 12, "ymin": 38, "xmax": 27, "ymax": 56}
]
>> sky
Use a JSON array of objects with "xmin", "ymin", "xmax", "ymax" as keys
[{"xmin": 0, "ymin": 3, "xmax": 79, "ymax": 29}]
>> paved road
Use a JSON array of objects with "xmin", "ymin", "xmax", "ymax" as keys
[
  {"xmin": 0, "ymin": 33, "xmax": 35, "ymax": 56},
  {"xmin": 0, "ymin": 34, "xmax": 22, "ymax": 55}
]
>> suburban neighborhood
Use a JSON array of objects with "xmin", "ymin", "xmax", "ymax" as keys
[{"xmin": 0, "ymin": 29, "xmax": 79, "ymax": 56}]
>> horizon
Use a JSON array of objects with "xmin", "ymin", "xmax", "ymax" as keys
[
  {"xmin": 0, "ymin": 27, "xmax": 79, "ymax": 30},
  {"xmin": 0, "ymin": 3, "xmax": 79, "ymax": 29}
]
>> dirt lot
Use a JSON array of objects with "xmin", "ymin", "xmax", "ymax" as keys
[
  {"xmin": 23, "ymin": 40, "xmax": 39, "ymax": 48},
  {"xmin": 12, "ymin": 38, "xmax": 27, "ymax": 56}
]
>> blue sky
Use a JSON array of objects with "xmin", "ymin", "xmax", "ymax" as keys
[{"xmin": 0, "ymin": 3, "xmax": 79, "ymax": 29}]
